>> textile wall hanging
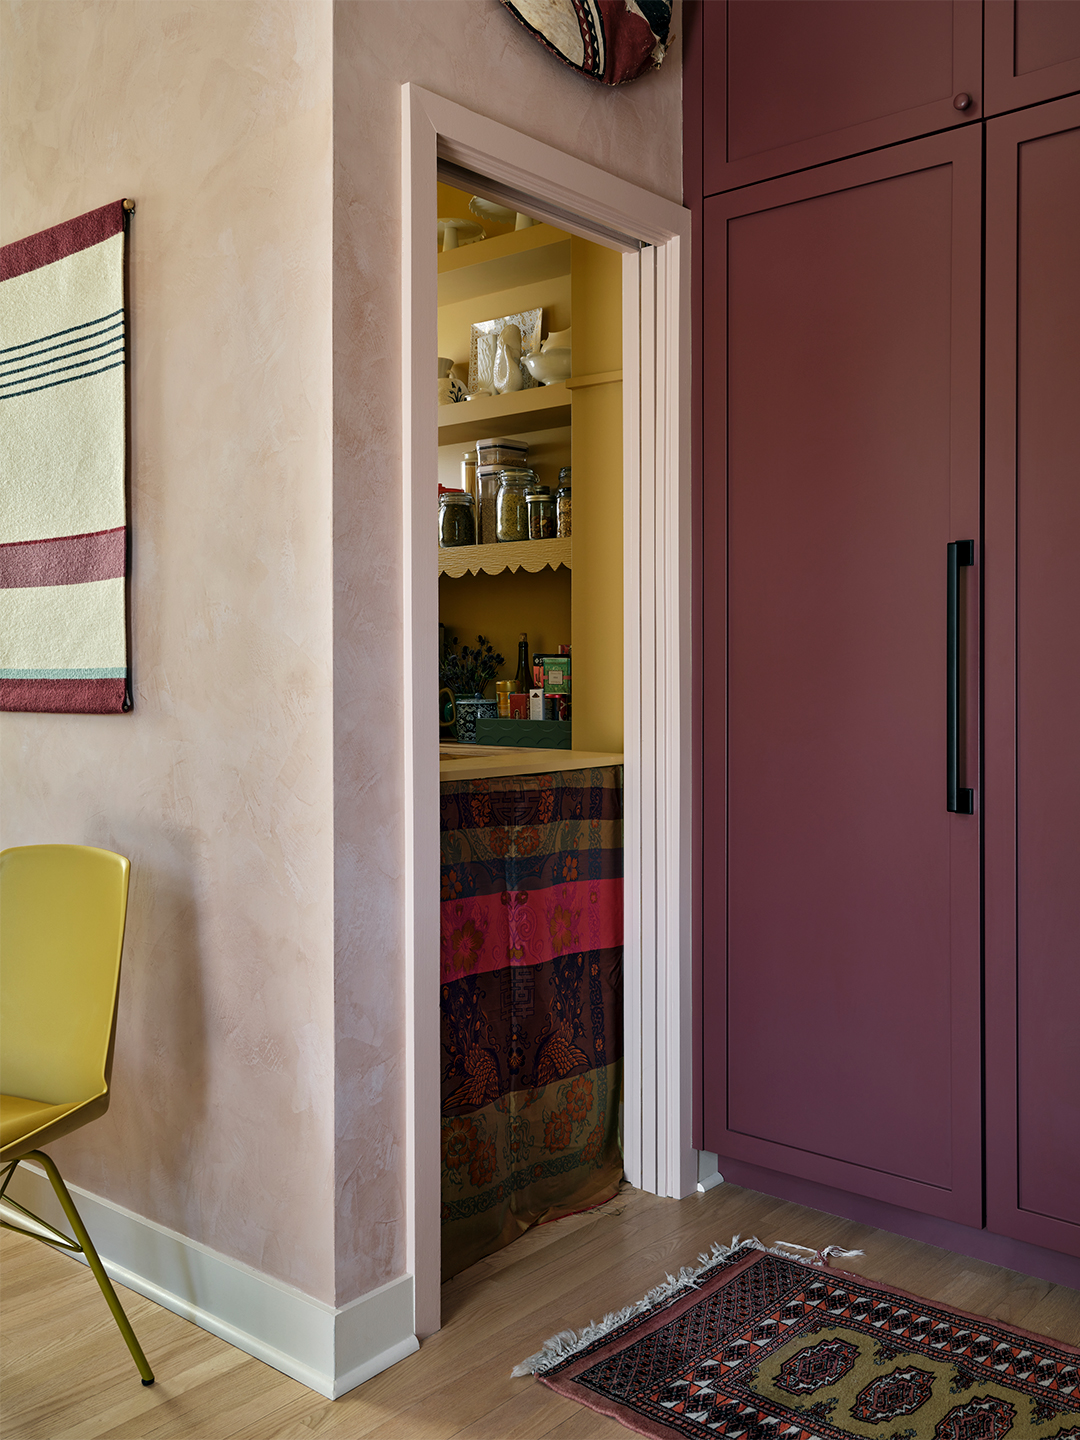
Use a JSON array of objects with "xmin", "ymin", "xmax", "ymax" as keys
[
  {"xmin": 499, "ymin": 0, "xmax": 672, "ymax": 86},
  {"xmin": 1, "ymin": 200, "xmax": 132, "ymax": 714}
]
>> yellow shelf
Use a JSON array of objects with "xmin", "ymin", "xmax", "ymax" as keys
[
  {"xmin": 438, "ymin": 536, "xmax": 571, "ymax": 579},
  {"xmin": 566, "ymin": 369, "xmax": 622, "ymax": 389},
  {"xmin": 437, "ymin": 224, "xmax": 571, "ymax": 307},
  {"xmin": 437, "ymin": 383, "xmax": 571, "ymax": 446}
]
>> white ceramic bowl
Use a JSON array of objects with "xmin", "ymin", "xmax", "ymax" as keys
[
  {"xmin": 437, "ymin": 217, "xmax": 483, "ymax": 251},
  {"xmin": 522, "ymin": 349, "xmax": 571, "ymax": 385},
  {"xmin": 469, "ymin": 196, "xmax": 517, "ymax": 227}
]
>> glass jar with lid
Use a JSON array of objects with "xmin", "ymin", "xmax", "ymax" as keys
[
  {"xmin": 476, "ymin": 464, "xmax": 503, "ymax": 545},
  {"xmin": 438, "ymin": 490, "xmax": 476, "ymax": 547},
  {"xmin": 495, "ymin": 467, "xmax": 536, "ymax": 542},
  {"xmin": 461, "ymin": 450, "xmax": 477, "ymax": 498},
  {"xmin": 526, "ymin": 485, "xmax": 556, "ymax": 540},
  {"xmin": 556, "ymin": 467, "xmax": 572, "ymax": 538}
]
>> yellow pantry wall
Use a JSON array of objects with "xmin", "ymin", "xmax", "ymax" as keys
[
  {"xmin": 440, "ymin": 568, "xmax": 573, "ymax": 687},
  {"xmin": 571, "ymin": 237, "xmax": 624, "ymax": 752}
]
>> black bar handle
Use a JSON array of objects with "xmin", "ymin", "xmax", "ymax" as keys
[{"xmin": 947, "ymin": 540, "xmax": 975, "ymax": 814}]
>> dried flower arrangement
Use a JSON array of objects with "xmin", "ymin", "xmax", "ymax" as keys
[{"xmin": 439, "ymin": 634, "xmax": 505, "ymax": 697}]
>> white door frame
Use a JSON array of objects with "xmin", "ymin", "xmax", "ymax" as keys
[{"xmin": 401, "ymin": 83, "xmax": 694, "ymax": 1338}]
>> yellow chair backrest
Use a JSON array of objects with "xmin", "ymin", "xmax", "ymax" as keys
[{"xmin": 0, "ymin": 845, "xmax": 130, "ymax": 1107}]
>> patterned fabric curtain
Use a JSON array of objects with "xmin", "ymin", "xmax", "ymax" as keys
[{"xmin": 440, "ymin": 766, "xmax": 624, "ymax": 1280}]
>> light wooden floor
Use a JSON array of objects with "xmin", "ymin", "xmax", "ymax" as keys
[{"xmin": 3, "ymin": 1180, "xmax": 1078, "ymax": 1440}]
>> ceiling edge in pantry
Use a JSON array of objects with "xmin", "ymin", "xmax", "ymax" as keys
[{"xmin": 437, "ymin": 159, "xmax": 642, "ymax": 252}]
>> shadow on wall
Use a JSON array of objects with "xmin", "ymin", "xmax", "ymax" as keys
[{"xmin": 78, "ymin": 821, "xmax": 210, "ymax": 1235}]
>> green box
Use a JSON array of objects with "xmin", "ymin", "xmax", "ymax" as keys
[
  {"xmin": 539, "ymin": 655, "xmax": 571, "ymax": 695},
  {"xmin": 474, "ymin": 718, "xmax": 572, "ymax": 749}
]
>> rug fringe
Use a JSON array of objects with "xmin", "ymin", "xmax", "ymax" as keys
[
  {"xmin": 512, "ymin": 1233, "xmax": 860, "ymax": 1378},
  {"xmin": 771, "ymin": 1240, "xmax": 865, "ymax": 1267}
]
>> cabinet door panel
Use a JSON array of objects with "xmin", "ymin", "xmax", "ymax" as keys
[
  {"xmin": 702, "ymin": 1, "xmax": 982, "ymax": 194},
  {"xmin": 985, "ymin": 95, "xmax": 1080, "ymax": 1257},
  {"xmin": 985, "ymin": 1, "xmax": 1080, "ymax": 117},
  {"xmin": 701, "ymin": 129, "xmax": 983, "ymax": 1223}
]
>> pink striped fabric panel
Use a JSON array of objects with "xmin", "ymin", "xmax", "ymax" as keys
[
  {"xmin": 441, "ymin": 877, "xmax": 623, "ymax": 982},
  {"xmin": 1, "ymin": 528, "xmax": 126, "ymax": 588}
]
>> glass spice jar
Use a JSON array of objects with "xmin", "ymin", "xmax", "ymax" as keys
[
  {"xmin": 495, "ymin": 467, "xmax": 536, "ymax": 542},
  {"xmin": 438, "ymin": 490, "xmax": 476, "ymax": 547},
  {"xmin": 556, "ymin": 467, "xmax": 572, "ymax": 538},
  {"xmin": 526, "ymin": 486, "xmax": 556, "ymax": 539},
  {"xmin": 476, "ymin": 464, "xmax": 503, "ymax": 546},
  {"xmin": 461, "ymin": 450, "xmax": 477, "ymax": 502}
]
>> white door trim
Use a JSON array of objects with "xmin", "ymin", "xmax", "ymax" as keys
[{"xmin": 401, "ymin": 83, "xmax": 694, "ymax": 1339}]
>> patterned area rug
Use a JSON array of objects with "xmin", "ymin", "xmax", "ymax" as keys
[{"xmin": 514, "ymin": 1240, "xmax": 1080, "ymax": 1439}]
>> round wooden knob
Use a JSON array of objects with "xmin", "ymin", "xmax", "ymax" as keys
[{"xmin": 953, "ymin": 93, "xmax": 973, "ymax": 111}]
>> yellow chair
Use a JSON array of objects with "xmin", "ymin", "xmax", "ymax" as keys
[{"xmin": 0, "ymin": 844, "xmax": 154, "ymax": 1384}]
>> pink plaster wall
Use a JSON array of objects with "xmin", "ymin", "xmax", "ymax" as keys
[
  {"xmin": 330, "ymin": 2, "xmax": 682, "ymax": 1304},
  {"xmin": 2, "ymin": 0, "xmax": 682, "ymax": 1312},
  {"xmin": 1, "ymin": 1, "xmax": 337, "ymax": 1301}
]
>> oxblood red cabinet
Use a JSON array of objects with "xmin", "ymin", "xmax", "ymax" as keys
[
  {"xmin": 691, "ymin": 2, "xmax": 1080, "ymax": 1264},
  {"xmin": 984, "ymin": 93, "xmax": 1080, "ymax": 1258},
  {"xmin": 702, "ymin": 0, "xmax": 983, "ymax": 193},
  {"xmin": 701, "ymin": 127, "xmax": 984, "ymax": 1225},
  {"xmin": 984, "ymin": 0, "xmax": 1080, "ymax": 116}
]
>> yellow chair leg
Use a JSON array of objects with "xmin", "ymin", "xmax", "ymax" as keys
[{"xmin": 27, "ymin": 1151, "xmax": 155, "ymax": 1385}]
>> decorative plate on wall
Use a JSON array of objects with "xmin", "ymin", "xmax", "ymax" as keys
[
  {"xmin": 468, "ymin": 308, "xmax": 543, "ymax": 394},
  {"xmin": 499, "ymin": 0, "xmax": 671, "ymax": 86}
]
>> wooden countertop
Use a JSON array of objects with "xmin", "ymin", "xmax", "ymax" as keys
[{"xmin": 439, "ymin": 744, "xmax": 624, "ymax": 781}]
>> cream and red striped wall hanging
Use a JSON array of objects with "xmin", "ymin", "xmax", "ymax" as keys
[{"xmin": 1, "ymin": 200, "xmax": 132, "ymax": 714}]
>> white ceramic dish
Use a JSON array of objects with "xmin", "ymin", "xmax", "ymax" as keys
[
  {"xmin": 437, "ymin": 217, "xmax": 483, "ymax": 251},
  {"xmin": 468, "ymin": 196, "xmax": 517, "ymax": 227},
  {"xmin": 522, "ymin": 349, "xmax": 571, "ymax": 385}
]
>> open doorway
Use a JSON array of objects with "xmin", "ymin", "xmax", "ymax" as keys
[
  {"xmin": 434, "ymin": 180, "xmax": 626, "ymax": 1284},
  {"xmin": 402, "ymin": 84, "xmax": 694, "ymax": 1337}
]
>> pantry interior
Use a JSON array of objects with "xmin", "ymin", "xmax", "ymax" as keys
[
  {"xmin": 434, "ymin": 181, "xmax": 629, "ymax": 1281},
  {"xmin": 435, "ymin": 181, "xmax": 624, "ymax": 757}
]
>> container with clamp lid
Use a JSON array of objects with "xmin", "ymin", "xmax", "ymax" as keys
[
  {"xmin": 476, "ymin": 436, "xmax": 529, "ymax": 468},
  {"xmin": 438, "ymin": 490, "xmax": 476, "ymax": 547},
  {"xmin": 476, "ymin": 464, "xmax": 504, "ymax": 546},
  {"xmin": 526, "ymin": 485, "xmax": 556, "ymax": 540},
  {"xmin": 556, "ymin": 467, "xmax": 572, "ymax": 538},
  {"xmin": 495, "ymin": 467, "xmax": 536, "ymax": 542}
]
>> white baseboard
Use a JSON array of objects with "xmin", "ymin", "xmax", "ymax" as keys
[
  {"xmin": 4, "ymin": 1162, "xmax": 418, "ymax": 1400},
  {"xmin": 696, "ymin": 1150, "xmax": 725, "ymax": 1194}
]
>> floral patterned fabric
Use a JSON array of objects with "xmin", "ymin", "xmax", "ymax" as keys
[{"xmin": 441, "ymin": 766, "xmax": 624, "ymax": 1280}]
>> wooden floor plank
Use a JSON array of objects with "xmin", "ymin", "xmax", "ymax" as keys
[
  {"xmin": 4, "ymin": 1180, "xmax": 1078, "ymax": 1440},
  {"xmin": 448, "ymin": 1382, "xmax": 581, "ymax": 1440},
  {"xmin": 535, "ymin": 1400, "xmax": 627, "ymax": 1438}
]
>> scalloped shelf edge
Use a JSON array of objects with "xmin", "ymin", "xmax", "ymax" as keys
[{"xmin": 438, "ymin": 537, "xmax": 571, "ymax": 578}]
